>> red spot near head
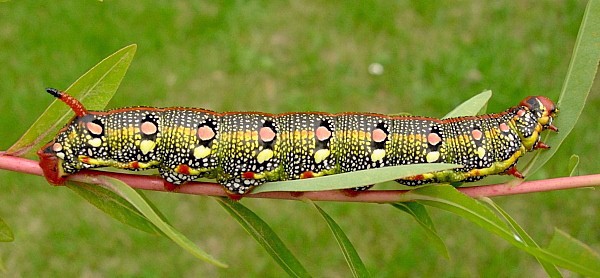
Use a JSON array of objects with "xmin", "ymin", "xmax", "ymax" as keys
[
  {"xmin": 80, "ymin": 157, "xmax": 91, "ymax": 164},
  {"xmin": 517, "ymin": 109, "xmax": 526, "ymax": 117},
  {"xmin": 243, "ymin": 171, "xmax": 255, "ymax": 179},
  {"xmin": 300, "ymin": 171, "xmax": 314, "ymax": 179},
  {"xmin": 259, "ymin": 126, "xmax": 276, "ymax": 142},
  {"xmin": 427, "ymin": 133, "xmax": 441, "ymax": 145},
  {"xmin": 177, "ymin": 164, "xmax": 190, "ymax": 175},
  {"xmin": 130, "ymin": 161, "xmax": 140, "ymax": 169},
  {"xmin": 197, "ymin": 125, "xmax": 215, "ymax": 141},
  {"xmin": 499, "ymin": 123, "xmax": 510, "ymax": 132},
  {"xmin": 86, "ymin": 121, "xmax": 103, "ymax": 135},
  {"xmin": 37, "ymin": 144, "xmax": 66, "ymax": 185},
  {"xmin": 315, "ymin": 126, "xmax": 332, "ymax": 141},
  {"xmin": 140, "ymin": 121, "xmax": 157, "ymax": 135},
  {"xmin": 372, "ymin": 128, "xmax": 387, "ymax": 143},
  {"xmin": 471, "ymin": 129, "xmax": 483, "ymax": 141}
]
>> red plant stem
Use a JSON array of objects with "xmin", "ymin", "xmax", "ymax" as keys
[{"xmin": 1, "ymin": 153, "xmax": 599, "ymax": 203}]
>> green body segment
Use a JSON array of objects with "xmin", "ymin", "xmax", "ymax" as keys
[{"xmin": 45, "ymin": 96, "xmax": 557, "ymax": 195}]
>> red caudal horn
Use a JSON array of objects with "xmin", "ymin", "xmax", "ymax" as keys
[{"xmin": 45, "ymin": 88, "xmax": 88, "ymax": 117}]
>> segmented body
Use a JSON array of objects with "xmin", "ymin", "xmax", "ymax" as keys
[{"xmin": 38, "ymin": 89, "xmax": 558, "ymax": 195}]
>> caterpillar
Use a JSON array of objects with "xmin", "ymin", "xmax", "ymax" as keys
[{"xmin": 38, "ymin": 88, "xmax": 558, "ymax": 195}]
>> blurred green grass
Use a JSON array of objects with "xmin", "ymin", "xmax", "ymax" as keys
[{"xmin": 0, "ymin": 0, "xmax": 598, "ymax": 276}]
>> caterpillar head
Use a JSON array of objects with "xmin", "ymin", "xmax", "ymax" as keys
[{"xmin": 519, "ymin": 96, "xmax": 558, "ymax": 132}]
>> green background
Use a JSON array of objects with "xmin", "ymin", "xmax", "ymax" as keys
[{"xmin": 1, "ymin": 1, "xmax": 598, "ymax": 276}]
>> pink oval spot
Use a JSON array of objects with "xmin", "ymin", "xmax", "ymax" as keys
[
  {"xmin": 427, "ymin": 132, "xmax": 441, "ymax": 145},
  {"xmin": 259, "ymin": 126, "xmax": 276, "ymax": 142},
  {"xmin": 499, "ymin": 123, "xmax": 510, "ymax": 132},
  {"xmin": 315, "ymin": 126, "xmax": 332, "ymax": 141},
  {"xmin": 471, "ymin": 129, "xmax": 483, "ymax": 141},
  {"xmin": 140, "ymin": 121, "xmax": 157, "ymax": 135},
  {"xmin": 52, "ymin": 142, "xmax": 62, "ymax": 152},
  {"xmin": 517, "ymin": 109, "xmax": 526, "ymax": 117},
  {"xmin": 197, "ymin": 125, "xmax": 216, "ymax": 141},
  {"xmin": 86, "ymin": 121, "xmax": 103, "ymax": 135},
  {"xmin": 372, "ymin": 128, "xmax": 387, "ymax": 143}
]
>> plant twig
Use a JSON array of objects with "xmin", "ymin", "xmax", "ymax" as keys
[{"xmin": 0, "ymin": 153, "xmax": 598, "ymax": 202}]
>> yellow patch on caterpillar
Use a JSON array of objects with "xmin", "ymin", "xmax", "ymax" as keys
[
  {"xmin": 426, "ymin": 151, "xmax": 440, "ymax": 163},
  {"xmin": 257, "ymin": 149, "xmax": 274, "ymax": 164},
  {"xmin": 139, "ymin": 140, "xmax": 156, "ymax": 155},
  {"xmin": 476, "ymin": 147, "xmax": 486, "ymax": 159},
  {"xmin": 193, "ymin": 145, "xmax": 212, "ymax": 159},
  {"xmin": 370, "ymin": 149, "xmax": 386, "ymax": 162},
  {"xmin": 314, "ymin": 149, "xmax": 331, "ymax": 164},
  {"xmin": 251, "ymin": 172, "xmax": 266, "ymax": 179}
]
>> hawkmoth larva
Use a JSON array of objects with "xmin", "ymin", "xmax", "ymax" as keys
[{"xmin": 38, "ymin": 88, "xmax": 558, "ymax": 195}]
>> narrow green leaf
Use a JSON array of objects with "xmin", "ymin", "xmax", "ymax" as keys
[
  {"xmin": 216, "ymin": 198, "xmax": 310, "ymax": 277},
  {"xmin": 97, "ymin": 176, "xmax": 227, "ymax": 268},
  {"xmin": 136, "ymin": 189, "xmax": 172, "ymax": 226},
  {"xmin": 516, "ymin": 230, "xmax": 600, "ymax": 276},
  {"xmin": 442, "ymin": 90, "xmax": 492, "ymax": 119},
  {"xmin": 567, "ymin": 155, "xmax": 580, "ymax": 177},
  {"xmin": 66, "ymin": 182, "xmax": 162, "ymax": 235},
  {"xmin": 403, "ymin": 185, "xmax": 600, "ymax": 276},
  {"xmin": 309, "ymin": 201, "xmax": 370, "ymax": 278},
  {"xmin": 523, "ymin": 0, "xmax": 600, "ymax": 176},
  {"xmin": 0, "ymin": 217, "xmax": 14, "ymax": 242},
  {"xmin": 391, "ymin": 202, "xmax": 449, "ymax": 259},
  {"xmin": 252, "ymin": 163, "xmax": 461, "ymax": 193},
  {"xmin": 546, "ymin": 229, "xmax": 600, "ymax": 272},
  {"xmin": 481, "ymin": 198, "xmax": 562, "ymax": 278},
  {"xmin": 8, "ymin": 44, "xmax": 137, "ymax": 157},
  {"xmin": 0, "ymin": 257, "xmax": 4, "ymax": 273}
]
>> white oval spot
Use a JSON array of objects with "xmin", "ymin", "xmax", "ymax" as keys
[
  {"xmin": 88, "ymin": 138, "xmax": 102, "ymax": 147},
  {"xmin": 426, "ymin": 151, "xmax": 440, "ymax": 163}
]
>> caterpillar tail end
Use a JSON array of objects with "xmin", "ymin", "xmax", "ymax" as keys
[{"xmin": 37, "ymin": 142, "xmax": 67, "ymax": 186}]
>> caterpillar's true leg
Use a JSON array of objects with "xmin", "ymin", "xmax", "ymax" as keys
[
  {"xmin": 534, "ymin": 141, "xmax": 551, "ymax": 150},
  {"xmin": 504, "ymin": 165, "xmax": 524, "ymax": 179}
]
